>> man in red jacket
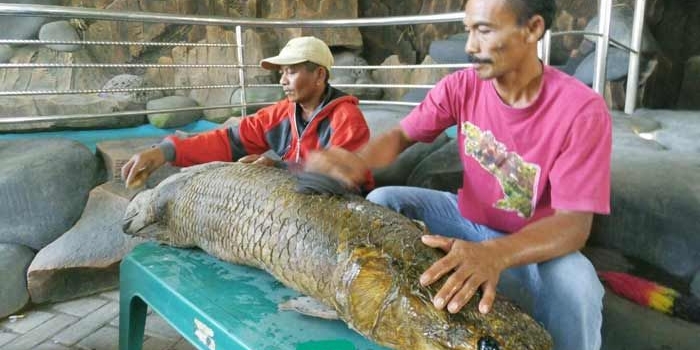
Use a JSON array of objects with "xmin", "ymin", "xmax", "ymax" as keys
[{"xmin": 121, "ymin": 36, "xmax": 370, "ymax": 188}]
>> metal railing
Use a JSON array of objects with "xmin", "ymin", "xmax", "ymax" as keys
[{"xmin": 0, "ymin": 1, "xmax": 646, "ymax": 127}]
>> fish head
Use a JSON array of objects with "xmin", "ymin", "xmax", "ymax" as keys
[
  {"xmin": 122, "ymin": 170, "xmax": 195, "ymax": 245},
  {"xmin": 335, "ymin": 247, "xmax": 552, "ymax": 350}
]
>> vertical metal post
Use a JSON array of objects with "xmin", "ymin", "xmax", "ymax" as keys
[
  {"xmin": 593, "ymin": 0, "xmax": 612, "ymax": 94},
  {"xmin": 624, "ymin": 0, "xmax": 647, "ymax": 114},
  {"xmin": 235, "ymin": 25, "xmax": 247, "ymax": 118},
  {"xmin": 539, "ymin": 29, "xmax": 552, "ymax": 65}
]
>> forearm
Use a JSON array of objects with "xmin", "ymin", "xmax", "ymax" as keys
[
  {"xmin": 482, "ymin": 211, "xmax": 593, "ymax": 270},
  {"xmin": 357, "ymin": 126, "xmax": 415, "ymax": 169}
]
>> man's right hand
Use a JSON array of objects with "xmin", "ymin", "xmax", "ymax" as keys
[
  {"xmin": 121, "ymin": 147, "xmax": 166, "ymax": 189},
  {"xmin": 305, "ymin": 147, "xmax": 369, "ymax": 188}
]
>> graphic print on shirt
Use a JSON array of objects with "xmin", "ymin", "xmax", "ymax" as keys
[{"xmin": 461, "ymin": 122, "xmax": 540, "ymax": 218}]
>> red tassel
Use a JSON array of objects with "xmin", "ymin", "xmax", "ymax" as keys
[{"xmin": 599, "ymin": 271, "xmax": 700, "ymax": 324}]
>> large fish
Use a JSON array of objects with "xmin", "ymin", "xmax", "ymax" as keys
[{"xmin": 122, "ymin": 162, "xmax": 552, "ymax": 350}]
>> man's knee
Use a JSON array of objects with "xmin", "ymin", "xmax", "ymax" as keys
[
  {"xmin": 366, "ymin": 187, "xmax": 394, "ymax": 206},
  {"xmin": 540, "ymin": 253, "xmax": 604, "ymax": 302}
]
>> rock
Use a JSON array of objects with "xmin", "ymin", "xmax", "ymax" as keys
[
  {"xmin": 0, "ymin": 243, "xmax": 34, "ymax": 318},
  {"xmin": 0, "ymin": 95, "xmax": 143, "ymax": 132},
  {"xmin": 574, "ymin": 46, "xmax": 633, "ymax": 85},
  {"xmin": 0, "ymin": 139, "xmax": 102, "ymax": 250},
  {"xmin": 582, "ymin": 246, "xmax": 634, "ymax": 273},
  {"xmin": 691, "ymin": 271, "xmax": 700, "ymax": 300},
  {"xmin": 100, "ymin": 74, "xmax": 162, "ymax": 106},
  {"xmin": 373, "ymin": 134, "xmax": 451, "ymax": 188},
  {"xmin": 39, "ymin": 21, "xmax": 82, "ymax": 52},
  {"xmin": 583, "ymin": 4, "xmax": 659, "ymax": 54},
  {"xmin": 27, "ymin": 185, "xmax": 147, "ymax": 303},
  {"xmin": 330, "ymin": 51, "xmax": 382, "ymax": 100},
  {"xmin": 0, "ymin": 44, "xmax": 12, "ymax": 63},
  {"xmin": 96, "ymin": 137, "xmax": 181, "ymax": 195},
  {"xmin": 632, "ymin": 109, "xmax": 700, "ymax": 153},
  {"xmin": 428, "ymin": 33, "xmax": 471, "ymax": 64},
  {"xmin": 406, "ymin": 138, "xmax": 462, "ymax": 193},
  {"xmin": 591, "ymin": 148, "xmax": 700, "ymax": 281},
  {"xmin": 601, "ymin": 288, "xmax": 700, "ymax": 350},
  {"xmin": 147, "ymin": 95, "xmax": 200, "ymax": 129},
  {"xmin": 0, "ymin": 0, "xmax": 60, "ymax": 41},
  {"xmin": 359, "ymin": 104, "xmax": 413, "ymax": 139},
  {"xmin": 229, "ymin": 87, "xmax": 284, "ymax": 117},
  {"xmin": 676, "ymin": 56, "xmax": 700, "ymax": 110}
]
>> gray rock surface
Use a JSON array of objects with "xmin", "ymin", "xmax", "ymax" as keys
[
  {"xmin": 27, "ymin": 184, "xmax": 147, "ymax": 303},
  {"xmin": 359, "ymin": 104, "xmax": 413, "ymax": 139},
  {"xmin": 632, "ymin": 109, "xmax": 700, "ymax": 153},
  {"xmin": 146, "ymin": 95, "xmax": 200, "ymax": 128},
  {"xmin": 591, "ymin": 148, "xmax": 700, "ymax": 281},
  {"xmin": 0, "ymin": 243, "xmax": 34, "ymax": 318},
  {"xmin": 601, "ymin": 289, "xmax": 700, "ymax": 350},
  {"xmin": 406, "ymin": 138, "xmax": 462, "ymax": 193},
  {"xmin": 0, "ymin": 0, "xmax": 60, "ymax": 41},
  {"xmin": 373, "ymin": 134, "xmax": 450, "ymax": 189},
  {"xmin": 0, "ymin": 44, "xmax": 12, "ymax": 63},
  {"xmin": 39, "ymin": 21, "xmax": 82, "ymax": 52},
  {"xmin": 330, "ymin": 51, "xmax": 382, "ymax": 100},
  {"xmin": 0, "ymin": 95, "xmax": 143, "ymax": 132},
  {"xmin": 677, "ymin": 56, "xmax": 700, "ymax": 110},
  {"xmin": 229, "ymin": 86, "xmax": 284, "ymax": 117},
  {"xmin": 0, "ymin": 139, "xmax": 102, "ymax": 250},
  {"xmin": 691, "ymin": 270, "xmax": 700, "ymax": 299}
]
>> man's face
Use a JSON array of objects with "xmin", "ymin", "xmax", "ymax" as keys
[
  {"xmin": 279, "ymin": 63, "xmax": 324, "ymax": 104},
  {"xmin": 463, "ymin": 0, "xmax": 532, "ymax": 80}
]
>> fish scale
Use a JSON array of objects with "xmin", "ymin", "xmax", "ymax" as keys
[{"xmin": 123, "ymin": 162, "xmax": 553, "ymax": 350}]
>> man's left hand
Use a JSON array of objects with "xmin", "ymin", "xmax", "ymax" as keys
[{"xmin": 419, "ymin": 235, "xmax": 505, "ymax": 315}]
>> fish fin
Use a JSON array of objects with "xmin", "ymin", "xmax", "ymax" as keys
[{"xmin": 278, "ymin": 296, "xmax": 339, "ymax": 320}]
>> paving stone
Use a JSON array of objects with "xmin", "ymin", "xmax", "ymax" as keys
[
  {"xmin": 142, "ymin": 335, "xmax": 178, "ymax": 350},
  {"xmin": 34, "ymin": 340, "xmax": 72, "ymax": 349},
  {"xmin": 0, "ymin": 311, "xmax": 55, "ymax": 333},
  {"xmin": 145, "ymin": 313, "xmax": 181, "ymax": 340},
  {"xmin": 100, "ymin": 289, "xmax": 120, "ymax": 301},
  {"xmin": 75, "ymin": 325, "xmax": 118, "ymax": 350},
  {"xmin": 52, "ymin": 297, "xmax": 109, "ymax": 317},
  {"xmin": 169, "ymin": 338, "xmax": 197, "ymax": 350},
  {"xmin": 53, "ymin": 301, "xmax": 118, "ymax": 346},
  {"xmin": 0, "ymin": 331, "xmax": 18, "ymax": 347},
  {"xmin": 3, "ymin": 314, "xmax": 77, "ymax": 350}
]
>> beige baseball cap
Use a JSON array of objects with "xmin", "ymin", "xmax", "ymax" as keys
[{"xmin": 260, "ymin": 36, "xmax": 334, "ymax": 71}]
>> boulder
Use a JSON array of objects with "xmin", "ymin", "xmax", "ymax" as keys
[
  {"xmin": 27, "ymin": 185, "xmax": 146, "ymax": 303},
  {"xmin": 0, "ymin": 139, "xmax": 102, "ymax": 250},
  {"xmin": 146, "ymin": 95, "xmax": 200, "ymax": 129},
  {"xmin": 229, "ymin": 87, "xmax": 284, "ymax": 117},
  {"xmin": 39, "ymin": 21, "xmax": 82, "ymax": 52},
  {"xmin": 0, "ymin": 243, "xmax": 34, "ymax": 318}
]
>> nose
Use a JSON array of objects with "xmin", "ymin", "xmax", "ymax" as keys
[
  {"xmin": 465, "ymin": 32, "xmax": 478, "ymax": 55},
  {"xmin": 279, "ymin": 72, "xmax": 288, "ymax": 85}
]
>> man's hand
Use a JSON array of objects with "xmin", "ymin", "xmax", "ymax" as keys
[
  {"xmin": 238, "ymin": 154, "xmax": 276, "ymax": 167},
  {"xmin": 305, "ymin": 147, "xmax": 369, "ymax": 188},
  {"xmin": 121, "ymin": 147, "xmax": 166, "ymax": 189},
  {"xmin": 419, "ymin": 235, "xmax": 506, "ymax": 315}
]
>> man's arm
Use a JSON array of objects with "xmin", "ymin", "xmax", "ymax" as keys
[
  {"xmin": 420, "ymin": 210, "xmax": 592, "ymax": 314},
  {"xmin": 305, "ymin": 126, "xmax": 416, "ymax": 187}
]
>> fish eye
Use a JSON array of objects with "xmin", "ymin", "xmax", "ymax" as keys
[{"xmin": 478, "ymin": 336, "xmax": 500, "ymax": 350}]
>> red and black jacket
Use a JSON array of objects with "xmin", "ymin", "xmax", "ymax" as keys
[{"xmin": 164, "ymin": 86, "xmax": 370, "ymax": 168}]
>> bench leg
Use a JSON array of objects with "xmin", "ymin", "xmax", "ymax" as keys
[{"xmin": 119, "ymin": 295, "xmax": 147, "ymax": 350}]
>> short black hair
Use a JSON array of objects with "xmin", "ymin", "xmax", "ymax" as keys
[
  {"xmin": 507, "ymin": 0, "xmax": 556, "ymax": 31},
  {"xmin": 301, "ymin": 61, "xmax": 330, "ymax": 84}
]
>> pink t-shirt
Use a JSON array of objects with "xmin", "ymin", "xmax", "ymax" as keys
[{"xmin": 400, "ymin": 66, "xmax": 611, "ymax": 233}]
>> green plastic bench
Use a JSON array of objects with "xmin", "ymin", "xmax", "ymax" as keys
[{"xmin": 119, "ymin": 242, "xmax": 388, "ymax": 350}]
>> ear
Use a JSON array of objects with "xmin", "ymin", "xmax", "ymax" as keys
[{"xmin": 525, "ymin": 14, "xmax": 546, "ymax": 43}]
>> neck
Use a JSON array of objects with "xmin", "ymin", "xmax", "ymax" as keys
[
  {"xmin": 298, "ymin": 85, "xmax": 327, "ymax": 119},
  {"xmin": 493, "ymin": 55, "xmax": 544, "ymax": 108}
]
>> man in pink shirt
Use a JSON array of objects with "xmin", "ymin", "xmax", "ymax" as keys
[{"xmin": 305, "ymin": 0, "xmax": 611, "ymax": 349}]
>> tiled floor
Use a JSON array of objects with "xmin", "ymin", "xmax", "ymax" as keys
[{"xmin": 0, "ymin": 289, "xmax": 195, "ymax": 350}]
